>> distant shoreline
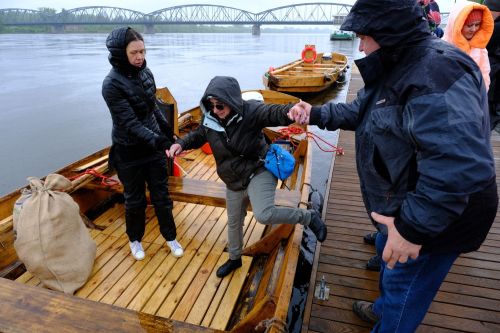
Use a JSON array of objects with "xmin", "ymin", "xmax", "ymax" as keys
[{"xmin": 0, "ymin": 25, "xmax": 333, "ymax": 34}]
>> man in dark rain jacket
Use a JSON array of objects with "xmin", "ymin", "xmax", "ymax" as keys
[
  {"xmin": 289, "ymin": 0, "xmax": 498, "ymax": 331},
  {"xmin": 168, "ymin": 76, "xmax": 327, "ymax": 278}
]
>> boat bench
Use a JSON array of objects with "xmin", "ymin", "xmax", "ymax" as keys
[
  {"xmin": 0, "ymin": 277, "xmax": 221, "ymax": 332},
  {"xmin": 84, "ymin": 176, "xmax": 302, "ymax": 209}
]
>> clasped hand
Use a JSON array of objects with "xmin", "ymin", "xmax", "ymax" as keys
[
  {"xmin": 288, "ymin": 100, "xmax": 312, "ymax": 125},
  {"xmin": 166, "ymin": 143, "xmax": 183, "ymax": 159},
  {"xmin": 371, "ymin": 212, "xmax": 422, "ymax": 270}
]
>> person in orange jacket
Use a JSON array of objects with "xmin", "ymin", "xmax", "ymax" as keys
[{"xmin": 443, "ymin": 0, "xmax": 494, "ymax": 90}]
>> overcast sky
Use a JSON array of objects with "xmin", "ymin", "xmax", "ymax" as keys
[{"xmin": 0, "ymin": 0, "xmax": 453, "ymax": 13}]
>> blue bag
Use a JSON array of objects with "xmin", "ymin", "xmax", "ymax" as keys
[{"xmin": 264, "ymin": 143, "xmax": 296, "ymax": 180}]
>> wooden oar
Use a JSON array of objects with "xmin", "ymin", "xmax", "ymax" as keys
[{"xmin": 270, "ymin": 59, "xmax": 304, "ymax": 75}]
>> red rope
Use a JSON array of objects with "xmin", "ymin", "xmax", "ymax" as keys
[
  {"xmin": 276, "ymin": 126, "xmax": 344, "ymax": 155},
  {"xmin": 69, "ymin": 168, "xmax": 120, "ymax": 186}
]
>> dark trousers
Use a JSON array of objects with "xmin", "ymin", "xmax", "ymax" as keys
[
  {"xmin": 116, "ymin": 157, "xmax": 177, "ymax": 242},
  {"xmin": 489, "ymin": 101, "xmax": 500, "ymax": 131}
]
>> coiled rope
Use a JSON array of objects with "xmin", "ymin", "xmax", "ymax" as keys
[
  {"xmin": 69, "ymin": 168, "xmax": 120, "ymax": 186},
  {"xmin": 276, "ymin": 126, "xmax": 344, "ymax": 155}
]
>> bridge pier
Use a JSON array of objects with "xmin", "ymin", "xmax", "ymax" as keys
[
  {"xmin": 51, "ymin": 24, "xmax": 65, "ymax": 33},
  {"xmin": 252, "ymin": 24, "xmax": 261, "ymax": 36},
  {"xmin": 144, "ymin": 24, "xmax": 155, "ymax": 34}
]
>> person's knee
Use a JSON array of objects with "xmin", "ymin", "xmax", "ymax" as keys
[
  {"xmin": 148, "ymin": 184, "xmax": 170, "ymax": 206},
  {"xmin": 254, "ymin": 206, "xmax": 275, "ymax": 225},
  {"xmin": 150, "ymin": 197, "xmax": 172, "ymax": 209},
  {"xmin": 125, "ymin": 199, "xmax": 147, "ymax": 212}
]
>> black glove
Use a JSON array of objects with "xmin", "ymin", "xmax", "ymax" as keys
[{"xmin": 155, "ymin": 135, "xmax": 172, "ymax": 151}]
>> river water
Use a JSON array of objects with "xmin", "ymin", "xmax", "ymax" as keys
[
  {"xmin": 0, "ymin": 32, "xmax": 361, "ymax": 331},
  {"xmin": 0, "ymin": 32, "xmax": 360, "ymax": 195}
]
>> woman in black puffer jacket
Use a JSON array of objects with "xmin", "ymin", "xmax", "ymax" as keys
[{"xmin": 102, "ymin": 27, "xmax": 183, "ymax": 260}]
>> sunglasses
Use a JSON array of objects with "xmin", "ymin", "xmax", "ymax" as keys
[{"xmin": 211, "ymin": 103, "xmax": 225, "ymax": 111}]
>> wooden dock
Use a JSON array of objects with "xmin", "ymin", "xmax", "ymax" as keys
[{"xmin": 301, "ymin": 66, "xmax": 500, "ymax": 332}]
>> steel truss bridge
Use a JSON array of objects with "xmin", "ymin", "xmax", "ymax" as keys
[
  {"xmin": 0, "ymin": 3, "xmax": 449, "ymax": 34},
  {"xmin": 0, "ymin": 3, "xmax": 353, "ymax": 34}
]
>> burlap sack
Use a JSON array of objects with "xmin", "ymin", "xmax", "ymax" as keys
[{"xmin": 13, "ymin": 174, "xmax": 96, "ymax": 294}]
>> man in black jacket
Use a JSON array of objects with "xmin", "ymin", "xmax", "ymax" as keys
[
  {"xmin": 168, "ymin": 76, "xmax": 327, "ymax": 278},
  {"xmin": 289, "ymin": 0, "xmax": 498, "ymax": 331}
]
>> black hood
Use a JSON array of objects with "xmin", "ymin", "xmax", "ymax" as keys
[
  {"xmin": 341, "ymin": 0, "xmax": 430, "ymax": 49},
  {"xmin": 201, "ymin": 76, "xmax": 244, "ymax": 114},
  {"xmin": 106, "ymin": 26, "xmax": 146, "ymax": 74}
]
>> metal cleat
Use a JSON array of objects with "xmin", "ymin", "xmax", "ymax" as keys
[{"xmin": 314, "ymin": 275, "xmax": 330, "ymax": 301}]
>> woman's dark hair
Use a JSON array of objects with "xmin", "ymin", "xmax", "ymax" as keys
[{"xmin": 125, "ymin": 28, "xmax": 144, "ymax": 46}]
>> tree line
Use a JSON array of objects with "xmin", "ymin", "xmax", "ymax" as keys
[{"xmin": 0, "ymin": 7, "xmax": 331, "ymax": 34}]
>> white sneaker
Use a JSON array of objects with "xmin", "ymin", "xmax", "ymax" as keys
[
  {"xmin": 167, "ymin": 239, "xmax": 184, "ymax": 258},
  {"xmin": 129, "ymin": 241, "xmax": 145, "ymax": 260}
]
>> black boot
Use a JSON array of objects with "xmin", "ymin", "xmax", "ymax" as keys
[
  {"xmin": 363, "ymin": 231, "xmax": 378, "ymax": 245},
  {"xmin": 308, "ymin": 189, "xmax": 324, "ymax": 213},
  {"xmin": 366, "ymin": 254, "xmax": 381, "ymax": 271},
  {"xmin": 308, "ymin": 209, "xmax": 327, "ymax": 242},
  {"xmin": 352, "ymin": 301, "xmax": 379, "ymax": 324},
  {"xmin": 216, "ymin": 258, "xmax": 242, "ymax": 278}
]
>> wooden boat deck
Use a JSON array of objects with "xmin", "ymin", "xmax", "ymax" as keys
[
  {"xmin": 12, "ymin": 148, "xmax": 266, "ymax": 331},
  {"xmin": 302, "ymin": 67, "xmax": 500, "ymax": 332},
  {"xmin": 0, "ymin": 89, "xmax": 309, "ymax": 332}
]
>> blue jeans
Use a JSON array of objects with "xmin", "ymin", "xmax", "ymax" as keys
[{"xmin": 371, "ymin": 233, "xmax": 459, "ymax": 332}]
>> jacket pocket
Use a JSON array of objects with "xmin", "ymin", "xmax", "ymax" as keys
[{"xmin": 370, "ymin": 105, "xmax": 414, "ymax": 185}]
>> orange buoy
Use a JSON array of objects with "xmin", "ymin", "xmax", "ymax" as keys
[
  {"xmin": 201, "ymin": 142, "xmax": 213, "ymax": 154},
  {"xmin": 301, "ymin": 45, "xmax": 317, "ymax": 63}
]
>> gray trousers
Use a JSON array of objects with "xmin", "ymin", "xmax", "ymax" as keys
[{"xmin": 225, "ymin": 170, "xmax": 312, "ymax": 260}]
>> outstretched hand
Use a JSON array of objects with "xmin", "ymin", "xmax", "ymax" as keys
[
  {"xmin": 167, "ymin": 143, "xmax": 183, "ymax": 159},
  {"xmin": 371, "ymin": 212, "xmax": 421, "ymax": 269},
  {"xmin": 288, "ymin": 100, "xmax": 312, "ymax": 125}
]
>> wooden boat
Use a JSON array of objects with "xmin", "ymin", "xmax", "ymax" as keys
[
  {"xmin": 263, "ymin": 48, "xmax": 348, "ymax": 94},
  {"xmin": 0, "ymin": 88, "xmax": 314, "ymax": 332},
  {"xmin": 329, "ymin": 30, "xmax": 355, "ymax": 40}
]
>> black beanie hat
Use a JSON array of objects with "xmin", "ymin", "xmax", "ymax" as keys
[{"xmin": 484, "ymin": 0, "xmax": 500, "ymax": 12}]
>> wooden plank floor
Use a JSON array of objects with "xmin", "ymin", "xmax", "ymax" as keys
[
  {"xmin": 303, "ymin": 66, "xmax": 500, "ymax": 332},
  {"xmin": 15, "ymin": 148, "xmax": 264, "ymax": 331}
]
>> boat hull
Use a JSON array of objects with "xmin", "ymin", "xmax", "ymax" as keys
[
  {"xmin": 263, "ymin": 52, "xmax": 348, "ymax": 93},
  {"xmin": 0, "ymin": 88, "xmax": 312, "ymax": 332}
]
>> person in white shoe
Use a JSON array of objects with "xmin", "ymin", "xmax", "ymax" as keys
[{"xmin": 102, "ymin": 27, "xmax": 183, "ymax": 260}]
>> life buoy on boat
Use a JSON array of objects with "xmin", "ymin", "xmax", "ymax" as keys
[{"xmin": 301, "ymin": 45, "xmax": 317, "ymax": 63}]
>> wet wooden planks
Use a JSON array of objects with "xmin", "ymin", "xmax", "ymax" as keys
[
  {"xmin": 0, "ymin": 277, "xmax": 223, "ymax": 333},
  {"xmin": 13, "ymin": 148, "xmax": 265, "ymax": 331},
  {"xmin": 16, "ymin": 210, "xmax": 252, "ymax": 328},
  {"xmin": 303, "ymin": 66, "xmax": 500, "ymax": 332}
]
